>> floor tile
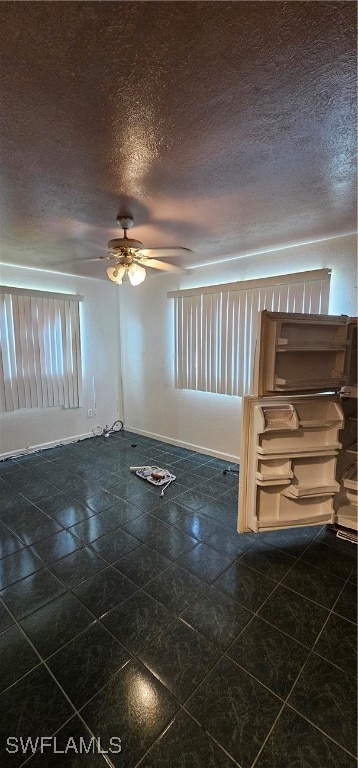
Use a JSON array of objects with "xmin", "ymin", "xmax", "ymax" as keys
[
  {"xmin": 142, "ymin": 709, "xmax": 237, "ymax": 767},
  {"xmin": 228, "ymin": 615, "xmax": 309, "ymax": 697},
  {"xmin": 85, "ymin": 490, "xmax": 118, "ymax": 513},
  {"xmin": 333, "ymin": 580, "xmax": 357, "ymax": 624},
  {"xmin": 147, "ymin": 525, "xmax": 199, "ymax": 559},
  {"xmin": 187, "ymin": 477, "xmax": 227, "ymax": 498},
  {"xmin": 314, "ymin": 613, "xmax": 357, "ymax": 675},
  {"xmin": 255, "ymin": 705, "xmax": 356, "ymax": 768},
  {"xmin": 102, "ymin": 476, "xmax": 143, "ymax": 498},
  {"xmin": 54, "ymin": 476, "xmax": 101, "ymax": 501},
  {"xmin": 114, "ymin": 543, "xmax": 171, "ymax": 586},
  {"xmin": 16, "ymin": 477, "xmax": 60, "ymax": 502},
  {"xmin": 37, "ymin": 494, "xmax": 95, "ymax": 527},
  {"xmin": 80, "ymin": 659, "xmax": 179, "ymax": 768},
  {"xmin": 201, "ymin": 525, "xmax": 255, "ymax": 559},
  {"xmin": 0, "ymin": 521, "xmax": 25, "ymax": 558},
  {"xmin": 0, "ymin": 547, "xmax": 43, "ymax": 590},
  {"xmin": 0, "ymin": 488, "xmax": 26, "ymax": 515},
  {"xmin": 282, "ymin": 558, "xmax": 345, "ymax": 609},
  {"xmin": 13, "ymin": 516, "xmax": 63, "ymax": 546},
  {"xmin": 151, "ymin": 501, "xmax": 206, "ymax": 534},
  {"xmin": 47, "ymin": 621, "xmax": 130, "ymax": 709},
  {"xmin": 139, "ymin": 619, "xmax": 220, "ymax": 702},
  {"xmin": 186, "ymin": 655, "xmax": 282, "ymax": 768},
  {"xmin": 289, "ymin": 654, "xmax": 357, "ymax": 755},
  {"xmin": 175, "ymin": 490, "xmax": 207, "ymax": 511},
  {"xmin": 1, "ymin": 436, "xmax": 356, "ymax": 768},
  {"xmin": 1, "ymin": 502, "xmax": 46, "ymax": 531},
  {"xmin": 0, "ymin": 624, "xmax": 39, "ymax": 693},
  {"xmin": 25, "ymin": 714, "xmax": 110, "ymax": 766},
  {"xmin": 187, "ymin": 464, "xmax": 221, "ymax": 481},
  {"xmin": 255, "ymin": 525, "xmax": 322, "ymax": 557},
  {"xmin": 0, "ymin": 664, "xmax": 73, "ymax": 768},
  {"xmin": 301, "ymin": 541, "xmax": 355, "ymax": 580},
  {"xmin": 73, "ymin": 566, "xmax": 138, "ymax": 617},
  {"xmin": 129, "ymin": 491, "xmax": 160, "ymax": 514},
  {"xmin": 101, "ymin": 497, "xmax": 145, "ymax": 524},
  {"xmin": 21, "ymin": 591, "xmax": 95, "ymax": 658},
  {"xmin": 68, "ymin": 510, "xmax": 120, "ymax": 544},
  {"xmin": 174, "ymin": 542, "xmax": 233, "ymax": 583},
  {"xmin": 144, "ymin": 563, "xmax": 207, "ymax": 615},
  {"xmin": 317, "ymin": 526, "xmax": 358, "ymax": 559},
  {"xmin": 239, "ymin": 541, "xmax": 297, "ymax": 581},
  {"xmin": 181, "ymin": 587, "xmax": 252, "ymax": 650},
  {"xmin": 0, "ymin": 599, "xmax": 14, "ymax": 633},
  {"xmin": 122, "ymin": 513, "xmax": 169, "ymax": 542},
  {"xmin": 49, "ymin": 546, "xmax": 106, "ymax": 587},
  {"xmin": 197, "ymin": 498, "xmax": 238, "ymax": 527},
  {"xmin": 31, "ymin": 530, "xmax": 83, "ymax": 564},
  {"xmin": 258, "ymin": 584, "xmax": 329, "ymax": 648},
  {"xmin": 91, "ymin": 528, "xmax": 141, "ymax": 562},
  {"xmin": 102, "ymin": 590, "xmax": 172, "ymax": 653},
  {"xmin": 214, "ymin": 561, "xmax": 277, "ymax": 612},
  {"xmin": 1, "ymin": 568, "xmax": 65, "ymax": 619}
]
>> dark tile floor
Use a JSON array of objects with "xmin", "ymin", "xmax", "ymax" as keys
[{"xmin": 0, "ymin": 431, "xmax": 357, "ymax": 767}]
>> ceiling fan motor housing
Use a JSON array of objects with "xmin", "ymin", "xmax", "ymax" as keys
[{"xmin": 108, "ymin": 237, "xmax": 144, "ymax": 252}]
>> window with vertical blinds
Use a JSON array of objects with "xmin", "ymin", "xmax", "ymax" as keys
[
  {"xmin": 168, "ymin": 269, "xmax": 331, "ymax": 396},
  {"xmin": 0, "ymin": 286, "xmax": 83, "ymax": 412}
]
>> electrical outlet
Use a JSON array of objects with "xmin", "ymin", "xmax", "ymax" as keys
[{"xmin": 87, "ymin": 408, "xmax": 93, "ymax": 418}]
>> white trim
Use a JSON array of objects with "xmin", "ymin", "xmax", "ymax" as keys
[
  {"xmin": 124, "ymin": 425, "xmax": 240, "ymax": 464},
  {"xmin": 0, "ymin": 431, "xmax": 94, "ymax": 461},
  {"xmin": 168, "ymin": 269, "xmax": 331, "ymax": 299},
  {"xmin": 0, "ymin": 286, "xmax": 83, "ymax": 301}
]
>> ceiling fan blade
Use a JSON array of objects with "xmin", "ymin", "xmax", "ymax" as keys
[
  {"xmin": 140, "ymin": 247, "xmax": 192, "ymax": 259},
  {"xmin": 49, "ymin": 255, "xmax": 109, "ymax": 266},
  {"xmin": 138, "ymin": 257, "xmax": 186, "ymax": 274}
]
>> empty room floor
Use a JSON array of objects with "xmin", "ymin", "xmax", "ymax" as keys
[{"xmin": 0, "ymin": 430, "xmax": 356, "ymax": 768}]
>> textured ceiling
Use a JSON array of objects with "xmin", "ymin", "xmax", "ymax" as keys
[{"xmin": 0, "ymin": 1, "xmax": 356, "ymax": 280}]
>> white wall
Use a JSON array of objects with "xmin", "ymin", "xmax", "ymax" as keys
[
  {"xmin": 0, "ymin": 265, "xmax": 122, "ymax": 457},
  {"xmin": 119, "ymin": 234, "xmax": 357, "ymax": 462}
]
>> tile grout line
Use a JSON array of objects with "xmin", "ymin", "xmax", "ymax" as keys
[
  {"xmin": 1, "ymin": 599, "xmax": 117, "ymax": 768},
  {"xmin": 249, "ymin": 563, "xmax": 356, "ymax": 768},
  {"xmin": 1, "ymin": 440, "xmax": 356, "ymax": 766}
]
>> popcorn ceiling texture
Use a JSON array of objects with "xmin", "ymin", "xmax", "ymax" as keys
[{"xmin": 0, "ymin": 1, "xmax": 356, "ymax": 277}]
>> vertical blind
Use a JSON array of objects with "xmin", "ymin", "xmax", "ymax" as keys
[
  {"xmin": 0, "ymin": 286, "xmax": 83, "ymax": 412},
  {"xmin": 168, "ymin": 269, "xmax": 331, "ymax": 396}
]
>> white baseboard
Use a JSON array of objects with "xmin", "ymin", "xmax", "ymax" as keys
[
  {"xmin": 1, "ymin": 427, "xmax": 240, "ymax": 465},
  {"xmin": 0, "ymin": 431, "xmax": 93, "ymax": 461},
  {"xmin": 124, "ymin": 426, "xmax": 240, "ymax": 464}
]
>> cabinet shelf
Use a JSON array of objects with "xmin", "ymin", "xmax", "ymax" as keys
[
  {"xmin": 256, "ymin": 477, "xmax": 292, "ymax": 487},
  {"xmin": 257, "ymin": 435, "xmax": 342, "ymax": 454},
  {"xmin": 277, "ymin": 343, "xmax": 347, "ymax": 352},
  {"xmin": 281, "ymin": 483, "xmax": 339, "ymax": 498},
  {"xmin": 298, "ymin": 420, "xmax": 342, "ymax": 428},
  {"xmin": 255, "ymin": 486, "xmax": 335, "ymax": 529},
  {"xmin": 275, "ymin": 376, "xmax": 343, "ymax": 390}
]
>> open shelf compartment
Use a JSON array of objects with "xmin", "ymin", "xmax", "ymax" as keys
[
  {"xmin": 281, "ymin": 455, "xmax": 340, "ymax": 497},
  {"xmin": 255, "ymin": 486, "xmax": 335, "ymax": 529},
  {"xmin": 256, "ymin": 458, "xmax": 293, "ymax": 482}
]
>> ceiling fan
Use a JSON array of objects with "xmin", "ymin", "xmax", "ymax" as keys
[{"xmin": 78, "ymin": 215, "xmax": 192, "ymax": 285}]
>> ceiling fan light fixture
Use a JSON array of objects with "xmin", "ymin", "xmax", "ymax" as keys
[
  {"xmin": 127, "ymin": 262, "xmax": 146, "ymax": 286},
  {"xmin": 106, "ymin": 264, "xmax": 126, "ymax": 284}
]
